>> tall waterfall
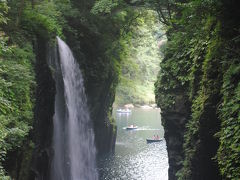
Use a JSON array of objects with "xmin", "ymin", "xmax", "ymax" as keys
[{"xmin": 50, "ymin": 37, "xmax": 98, "ymax": 180}]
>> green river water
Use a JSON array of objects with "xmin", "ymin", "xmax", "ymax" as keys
[{"xmin": 98, "ymin": 108, "xmax": 169, "ymax": 180}]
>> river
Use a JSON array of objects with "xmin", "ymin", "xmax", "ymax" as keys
[{"xmin": 98, "ymin": 108, "xmax": 168, "ymax": 180}]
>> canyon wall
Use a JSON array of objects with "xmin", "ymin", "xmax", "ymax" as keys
[{"xmin": 155, "ymin": 0, "xmax": 240, "ymax": 179}]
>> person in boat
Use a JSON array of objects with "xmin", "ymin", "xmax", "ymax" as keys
[
  {"xmin": 153, "ymin": 135, "xmax": 156, "ymax": 140},
  {"xmin": 156, "ymin": 135, "xmax": 159, "ymax": 140}
]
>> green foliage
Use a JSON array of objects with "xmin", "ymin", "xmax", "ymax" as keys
[
  {"xmin": 0, "ymin": 32, "xmax": 35, "ymax": 178},
  {"xmin": 91, "ymin": 0, "xmax": 119, "ymax": 14},
  {"xmin": 217, "ymin": 36, "xmax": 240, "ymax": 178},
  {"xmin": 179, "ymin": 22, "xmax": 222, "ymax": 179},
  {"xmin": 0, "ymin": 1, "xmax": 45, "ymax": 177},
  {"xmin": 0, "ymin": 1, "xmax": 8, "ymax": 25},
  {"xmin": 115, "ymin": 10, "xmax": 163, "ymax": 106},
  {"xmin": 21, "ymin": 2, "xmax": 63, "ymax": 39},
  {"xmin": 155, "ymin": 0, "xmax": 240, "ymax": 179}
]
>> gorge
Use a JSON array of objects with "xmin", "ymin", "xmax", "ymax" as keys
[{"xmin": 0, "ymin": 0, "xmax": 239, "ymax": 180}]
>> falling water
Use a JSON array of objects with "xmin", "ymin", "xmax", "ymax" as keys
[{"xmin": 50, "ymin": 37, "xmax": 98, "ymax": 180}]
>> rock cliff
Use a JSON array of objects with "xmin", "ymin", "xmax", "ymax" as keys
[{"xmin": 155, "ymin": 0, "xmax": 240, "ymax": 179}]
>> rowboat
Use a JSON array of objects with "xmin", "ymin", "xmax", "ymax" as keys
[
  {"xmin": 126, "ymin": 126, "xmax": 138, "ymax": 130},
  {"xmin": 146, "ymin": 138, "xmax": 163, "ymax": 143}
]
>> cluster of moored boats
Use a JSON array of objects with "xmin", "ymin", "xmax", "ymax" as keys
[{"xmin": 117, "ymin": 108, "xmax": 163, "ymax": 143}]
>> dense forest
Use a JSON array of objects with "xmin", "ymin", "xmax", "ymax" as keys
[
  {"xmin": 114, "ymin": 10, "xmax": 165, "ymax": 106},
  {"xmin": 0, "ymin": 0, "xmax": 239, "ymax": 179}
]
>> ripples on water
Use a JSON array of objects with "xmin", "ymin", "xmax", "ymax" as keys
[
  {"xmin": 98, "ymin": 141, "xmax": 168, "ymax": 180},
  {"xmin": 98, "ymin": 108, "xmax": 169, "ymax": 180}
]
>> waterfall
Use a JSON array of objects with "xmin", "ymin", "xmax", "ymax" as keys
[{"xmin": 50, "ymin": 37, "xmax": 98, "ymax": 180}]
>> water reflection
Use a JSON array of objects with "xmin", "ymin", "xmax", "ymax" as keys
[{"xmin": 98, "ymin": 108, "xmax": 168, "ymax": 180}]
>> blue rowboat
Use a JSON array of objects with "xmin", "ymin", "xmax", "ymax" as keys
[{"xmin": 146, "ymin": 138, "xmax": 163, "ymax": 143}]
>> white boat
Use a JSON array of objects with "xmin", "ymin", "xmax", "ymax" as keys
[
  {"xmin": 116, "ymin": 108, "xmax": 131, "ymax": 113},
  {"xmin": 126, "ymin": 125, "xmax": 138, "ymax": 130}
]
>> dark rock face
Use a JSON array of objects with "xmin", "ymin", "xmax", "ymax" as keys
[
  {"xmin": 87, "ymin": 72, "xmax": 117, "ymax": 155},
  {"xmin": 191, "ymin": 97, "xmax": 221, "ymax": 180},
  {"xmin": 161, "ymin": 94, "xmax": 190, "ymax": 180},
  {"xmin": 155, "ymin": 12, "xmax": 225, "ymax": 179},
  {"xmin": 31, "ymin": 37, "xmax": 55, "ymax": 180},
  {"xmin": 31, "ymin": 32, "xmax": 117, "ymax": 179},
  {"xmin": 64, "ymin": 26, "xmax": 117, "ymax": 155},
  {"xmin": 161, "ymin": 93, "xmax": 222, "ymax": 180},
  {"xmin": 3, "ymin": 140, "xmax": 34, "ymax": 180}
]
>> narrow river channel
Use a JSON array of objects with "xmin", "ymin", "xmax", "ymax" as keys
[{"xmin": 98, "ymin": 108, "xmax": 169, "ymax": 180}]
